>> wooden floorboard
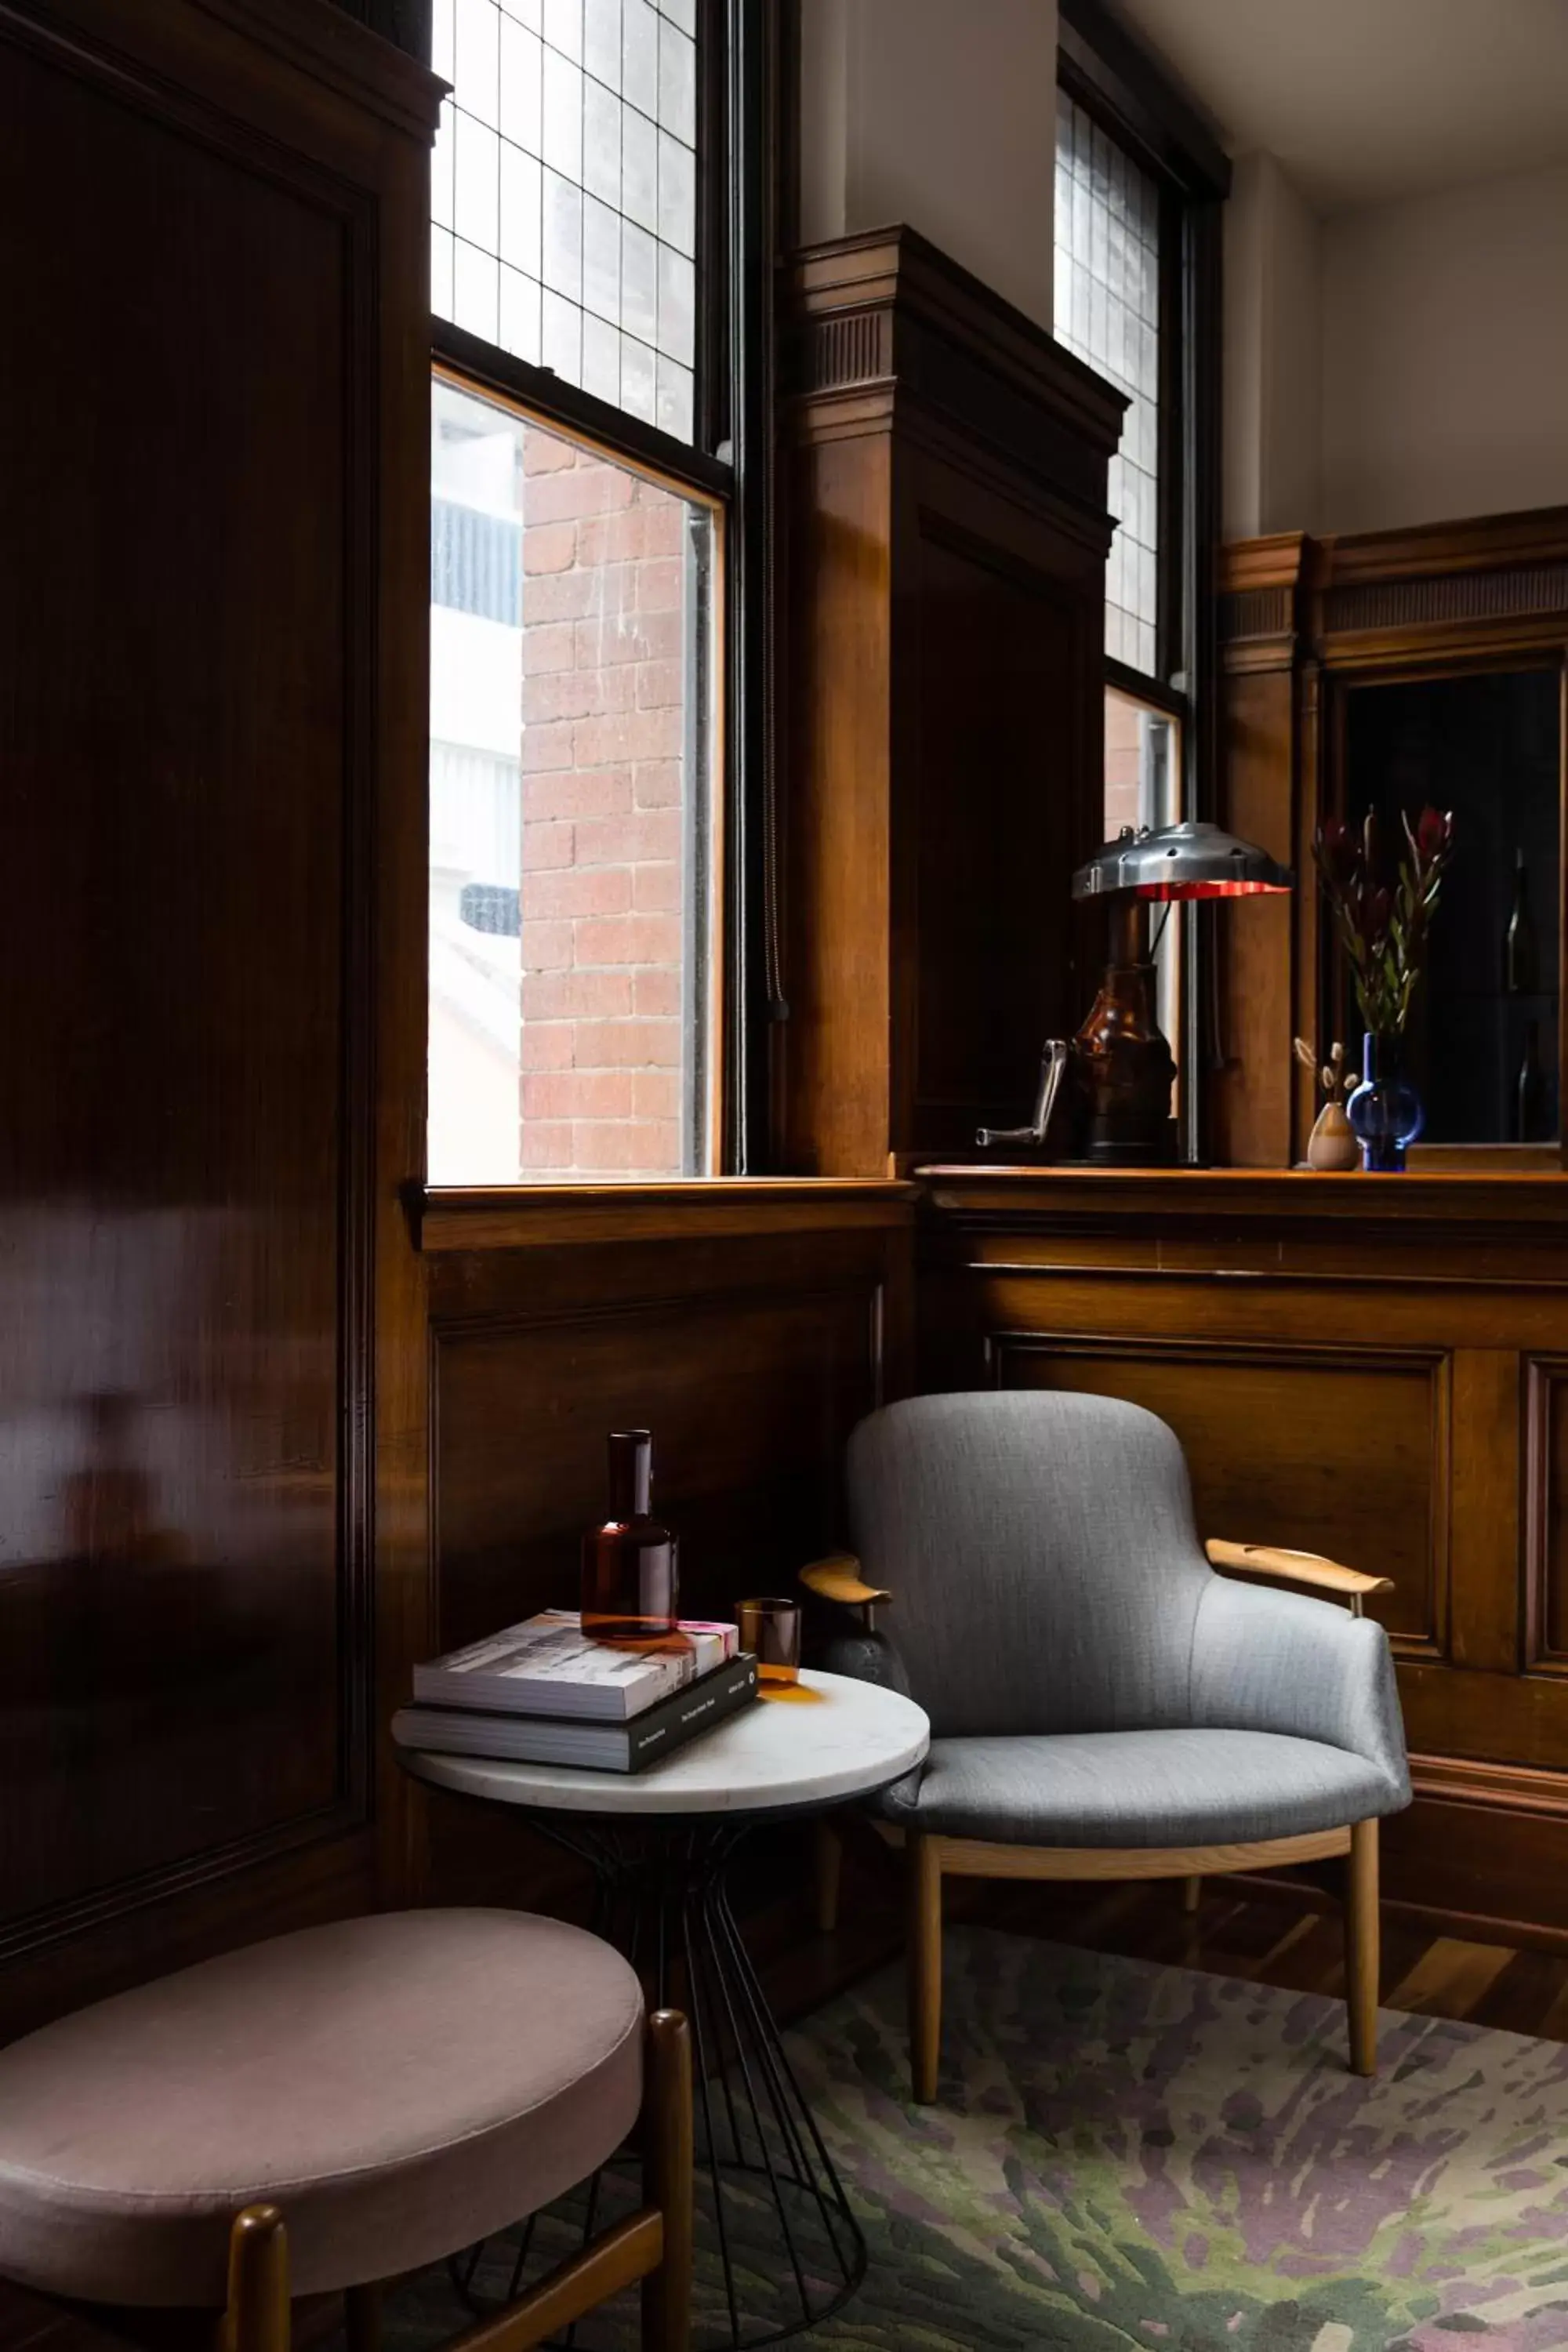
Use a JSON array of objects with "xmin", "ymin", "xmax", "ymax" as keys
[
  {"xmin": 1467, "ymin": 1946, "xmax": 1568, "ymax": 2036},
  {"xmin": 756, "ymin": 1825, "xmax": 1568, "ymax": 2042},
  {"xmin": 1385, "ymin": 1935, "xmax": 1515, "ymax": 2020}
]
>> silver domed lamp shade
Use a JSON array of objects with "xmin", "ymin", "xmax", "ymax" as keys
[
  {"xmin": 979, "ymin": 822, "xmax": 1294, "ymax": 1165},
  {"xmin": 1073, "ymin": 818, "xmax": 1296, "ymax": 904}
]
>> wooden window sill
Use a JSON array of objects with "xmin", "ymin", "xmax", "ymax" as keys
[{"xmin": 414, "ymin": 1179, "xmax": 917, "ymax": 1252}]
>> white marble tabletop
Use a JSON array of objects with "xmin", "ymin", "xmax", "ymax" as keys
[{"xmin": 397, "ymin": 1667, "xmax": 930, "ymax": 1817}]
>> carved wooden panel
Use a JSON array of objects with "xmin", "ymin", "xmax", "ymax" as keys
[
  {"xmin": 423, "ymin": 1216, "xmax": 909, "ymax": 1911},
  {"xmin": 0, "ymin": 0, "xmax": 436, "ymax": 1991},
  {"xmin": 1527, "ymin": 1357, "xmax": 1568, "ymax": 1674},
  {"xmin": 1219, "ymin": 586, "xmax": 1293, "ymax": 643},
  {"xmin": 916, "ymin": 1174, "xmax": 1568, "ymax": 1936},
  {"xmin": 989, "ymin": 1334, "xmax": 1449, "ymax": 1653},
  {"xmin": 433, "ymin": 1253, "xmax": 894, "ymax": 1652},
  {"xmin": 801, "ymin": 308, "xmax": 893, "ymax": 393},
  {"xmin": 905, "ymin": 519, "xmax": 1088, "ymax": 1151}
]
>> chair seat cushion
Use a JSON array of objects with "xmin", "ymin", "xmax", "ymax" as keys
[
  {"xmin": 875, "ymin": 1727, "xmax": 1400, "ymax": 1846},
  {"xmin": 0, "ymin": 1910, "xmax": 642, "ymax": 2308}
]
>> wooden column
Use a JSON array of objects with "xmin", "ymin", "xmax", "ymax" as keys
[
  {"xmin": 1212, "ymin": 534, "xmax": 1308, "ymax": 1167},
  {"xmin": 779, "ymin": 228, "xmax": 1127, "ymax": 1176}
]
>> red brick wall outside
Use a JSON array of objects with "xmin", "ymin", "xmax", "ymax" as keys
[
  {"xmin": 1104, "ymin": 688, "xmax": 1143, "ymax": 840},
  {"xmin": 518, "ymin": 425, "xmax": 696, "ymax": 1177}
]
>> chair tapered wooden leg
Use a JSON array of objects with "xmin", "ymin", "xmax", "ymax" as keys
[
  {"xmin": 642, "ymin": 2008, "xmax": 693, "ymax": 2352},
  {"xmin": 343, "ymin": 2284, "xmax": 379, "ymax": 2352},
  {"xmin": 909, "ymin": 1833, "xmax": 943, "ymax": 2104},
  {"xmin": 1181, "ymin": 1875, "xmax": 1201, "ymax": 1915},
  {"xmin": 1345, "ymin": 1817, "xmax": 1380, "ymax": 2078},
  {"xmin": 223, "ymin": 2207, "xmax": 290, "ymax": 2352},
  {"xmin": 813, "ymin": 1817, "xmax": 844, "ymax": 1933}
]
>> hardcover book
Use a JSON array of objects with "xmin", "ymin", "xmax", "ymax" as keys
[
  {"xmin": 394, "ymin": 1652, "xmax": 760, "ymax": 1773},
  {"xmin": 412, "ymin": 1610, "xmax": 739, "ymax": 1722}
]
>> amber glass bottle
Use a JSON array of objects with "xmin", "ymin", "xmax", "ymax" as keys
[{"xmin": 580, "ymin": 1429, "xmax": 680, "ymax": 1649}]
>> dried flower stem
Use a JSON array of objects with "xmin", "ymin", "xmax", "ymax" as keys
[{"xmin": 1312, "ymin": 807, "xmax": 1454, "ymax": 1039}]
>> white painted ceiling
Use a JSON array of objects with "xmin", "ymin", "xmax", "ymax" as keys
[{"xmin": 1103, "ymin": 0, "xmax": 1568, "ymax": 212}]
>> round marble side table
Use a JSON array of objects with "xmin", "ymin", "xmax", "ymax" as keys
[{"xmin": 399, "ymin": 1668, "xmax": 929, "ymax": 2350}]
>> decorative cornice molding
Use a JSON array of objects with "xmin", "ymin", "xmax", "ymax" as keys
[
  {"xmin": 1219, "ymin": 585, "xmax": 1293, "ymax": 643},
  {"xmin": 799, "ymin": 304, "xmax": 892, "ymax": 397},
  {"xmin": 1223, "ymin": 510, "xmax": 1568, "ymax": 666},
  {"xmin": 781, "ymin": 227, "xmax": 1126, "ymax": 528},
  {"xmin": 1324, "ymin": 564, "xmax": 1568, "ymax": 637},
  {"xmin": 1218, "ymin": 533, "xmax": 1308, "ymax": 595},
  {"xmin": 1310, "ymin": 506, "xmax": 1568, "ymax": 589},
  {"xmin": 3, "ymin": 0, "xmax": 444, "ymax": 140}
]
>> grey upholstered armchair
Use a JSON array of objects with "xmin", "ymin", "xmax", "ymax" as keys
[{"xmin": 813, "ymin": 1391, "xmax": 1411, "ymax": 2103}]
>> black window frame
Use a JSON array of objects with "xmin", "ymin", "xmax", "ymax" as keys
[
  {"xmin": 1057, "ymin": 0, "xmax": 1229, "ymax": 773},
  {"xmin": 426, "ymin": 0, "xmax": 779, "ymax": 1176},
  {"xmin": 1058, "ymin": 0, "xmax": 1229, "ymax": 1161}
]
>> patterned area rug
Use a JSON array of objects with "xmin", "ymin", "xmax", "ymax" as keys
[{"xmin": 379, "ymin": 1926, "xmax": 1568, "ymax": 2350}]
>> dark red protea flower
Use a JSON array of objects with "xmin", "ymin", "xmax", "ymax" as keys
[
  {"xmin": 1416, "ymin": 806, "xmax": 1453, "ymax": 862},
  {"xmin": 1316, "ymin": 802, "xmax": 1454, "ymax": 1037}
]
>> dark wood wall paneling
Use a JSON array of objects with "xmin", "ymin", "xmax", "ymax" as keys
[
  {"xmin": 416, "ymin": 1187, "xmax": 914, "ymax": 1907},
  {"xmin": 1215, "ymin": 510, "xmax": 1568, "ymax": 1168},
  {"xmin": 0, "ymin": 0, "xmax": 438, "ymax": 2042},
  {"xmin": 0, "ymin": 27, "xmax": 1083, "ymax": 2081},
  {"xmin": 779, "ymin": 229, "xmax": 1127, "ymax": 1176},
  {"xmin": 0, "ymin": 0, "xmax": 918, "ymax": 2084},
  {"xmin": 920, "ymin": 1166, "xmax": 1568, "ymax": 1946},
  {"xmin": 17, "ymin": 0, "xmax": 1568, "ymax": 2205}
]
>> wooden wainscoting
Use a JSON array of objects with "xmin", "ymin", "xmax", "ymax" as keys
[
  {"xmin": 418, "ymin": 1185, "xmax": 915, "ymax": 1908},
  {"xmin": 987, "ymin": 1334, "xmax": 1451, "ymax": 1658},
  {"xmin": 1526, "ymin": 1356, "xmax": 1568, "ymax": 1673},
  {"xmin": 0, "ymin": 0, "xmax": 437, "ymax": 2042},
  {"xmin": 920, "ymin": 1167, "xmax": 1568, "ymax": 1946}
]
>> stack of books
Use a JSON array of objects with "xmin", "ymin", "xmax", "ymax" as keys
[{"xmin": 392, "ymin": 1610, "xmax": 758, "ymax": 1773}]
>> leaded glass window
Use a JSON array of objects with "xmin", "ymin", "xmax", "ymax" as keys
[
  {"xmin": 1054, "ymin": 87, "xmax": 1161, "ymax": 680},
  {"xmin": 432, "ymin": 0, "xmax": 699, "ymax": 443}
]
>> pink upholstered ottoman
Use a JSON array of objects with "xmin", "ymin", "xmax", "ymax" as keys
[{"xmin": 0, "ymin": 1909, "xmax": 691, "ymax": 2352}]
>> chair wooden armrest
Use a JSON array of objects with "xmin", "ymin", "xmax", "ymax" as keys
[
  {"xmin": 1206, "ymin": 1538, "xmax": 1394, "ymax": 1614},
  {"xmin": 800, "ymin": 1555, "xmax": 895, "ymax": 1940},
  {"xmin": 799, "ymin": 1553, "xmax": 891, "ymax": 1609}
]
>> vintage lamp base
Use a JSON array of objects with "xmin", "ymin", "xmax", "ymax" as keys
[{"xmin": 1076, "ymin": 1124, "xmax": 1178, "ymax": 1167}]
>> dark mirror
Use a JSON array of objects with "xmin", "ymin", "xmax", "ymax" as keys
[{"xmin": 1339, "ymin": 667, "xmax": 1562, "ymax": 1145}]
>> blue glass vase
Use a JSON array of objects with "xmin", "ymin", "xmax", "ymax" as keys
[{"xmin": 1347, "ymin": 1031, "xmax": 1424, "ymax": 1171}]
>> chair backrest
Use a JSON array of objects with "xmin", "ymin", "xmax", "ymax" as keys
[{"xmin": 845, "ymin": 1390, "xmax": 1213, "ymax": 1738}]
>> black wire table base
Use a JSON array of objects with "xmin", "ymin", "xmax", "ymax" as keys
[{"xmin": 449, "ymin": 1813, "xmax": 866, "ymax": 2351}]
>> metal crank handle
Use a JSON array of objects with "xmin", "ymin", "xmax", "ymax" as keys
[{"xmin": 976, "ymin": 1037, "xmax": 1069, "ymax": 1149}]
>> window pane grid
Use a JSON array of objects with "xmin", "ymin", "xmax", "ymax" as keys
[
  {"xmin": 1054, "ymin": 89, "xmax": 1160, "ymax": 680},
  {"xmin": 432, "ymin": 0, "xmax": 698, "ymax": 441}
]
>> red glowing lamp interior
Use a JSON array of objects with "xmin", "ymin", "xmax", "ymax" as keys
[{"xmin": 1133, "ymin": 878, "xmax": 1292, "ymax": 900}]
